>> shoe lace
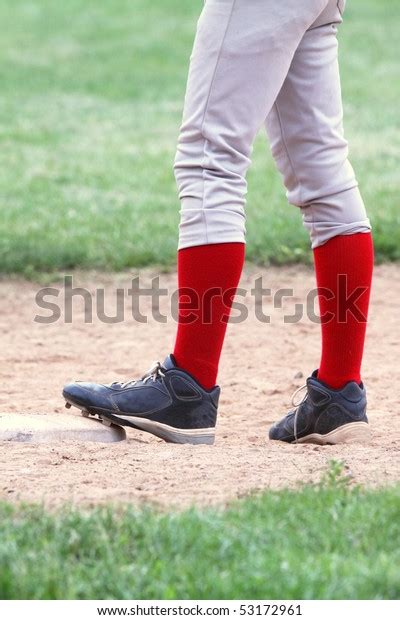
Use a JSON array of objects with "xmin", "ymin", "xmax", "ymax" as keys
[
  {"xmin": 112, "ymin": 361, "xmax": 165, "ymax": 389},
  {"xmin": 290, "ymin": 383, "xmax": 308, "ymax": 444}
]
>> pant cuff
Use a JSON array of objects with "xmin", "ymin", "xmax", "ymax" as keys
[{"xmin": 178, "ymin": 207, "xmax": 246, "ymax": 250}]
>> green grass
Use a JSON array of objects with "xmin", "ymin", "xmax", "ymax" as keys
[
  {"xmin": 1, "ymin": 470, "xmax": 399, "ymax": 599},
  {"xmin": 0, "ymin": 0, "xmax": 399, "ymax": 275}
]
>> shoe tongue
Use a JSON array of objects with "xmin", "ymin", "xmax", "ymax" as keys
[
  {"xmin": 307, "ymin": 373, "xmax": 333, "ymax": 406},
  {"xmin": 161, "ymin": 354, "xmax": 177, "ymax": 371}
]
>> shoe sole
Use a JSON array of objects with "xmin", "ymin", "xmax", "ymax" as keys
[
  {"xmin": 113, "ymin": 413, "xmax": 215, "ymax": 445},
  {"xmin": 295, "ymin": 421, "xmax": 370, "ymax": 445},
  {"xmin": 64, "ymin": 399, "xmax": 215, "ymax": 445}
]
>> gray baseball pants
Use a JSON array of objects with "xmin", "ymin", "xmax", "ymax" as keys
[{"xmin": 174, "ymin": 0, "xmax": 371, "ymax": 249}]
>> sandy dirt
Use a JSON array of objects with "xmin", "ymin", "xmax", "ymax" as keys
[{"xmin": 0, "ymin": 264, "xmax": 399, "ymax": 510}]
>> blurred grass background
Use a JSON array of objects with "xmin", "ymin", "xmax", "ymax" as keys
[{"xmin": 0, "ymin": 0, "xmax": 399, "ymax": 275}]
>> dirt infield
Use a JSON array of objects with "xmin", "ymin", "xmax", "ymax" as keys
[{"xmin": 0, "ymin": 264, "xmax": 399, "ymax": 509}]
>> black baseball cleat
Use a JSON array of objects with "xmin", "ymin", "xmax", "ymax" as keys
[
  {"xmin": 269, "ymin": 371, "xmax": 370, "ymax": 444},
  {"xmin": 62, "ymin": 355, "xmax": 219, "ymax": 445}
]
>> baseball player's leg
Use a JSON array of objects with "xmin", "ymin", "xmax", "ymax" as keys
[
  {"xmin": 173, "ymin": 0, "xmax": 330, "ymax": 389},
  {"xmin": 63, "ymin": 0, "xmax": 332, "ymax": 443},
  {"xmin": 267, "ymin": 1, "xmax": 374, "ymax": 444}
]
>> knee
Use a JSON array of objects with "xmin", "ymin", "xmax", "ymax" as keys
[
  {"xmin": 268, "ymin": 126, "xmax": 371, "ymax": 248},
  {"xmin": 173, "ymin": 122, "xmax": 249, "ymax": 251},
  {"xmin": 174, "ymin": 133, "xmax": 247, "ymax": 250},
  {"xmin": 283, "ymin": 143, "xmax": 357, "ymax": 210},
  {"xmin": 267, "ymin": 104, "xmax": 356, "ymax": 209}
]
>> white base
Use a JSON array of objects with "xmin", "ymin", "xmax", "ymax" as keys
[{"xmin": 0, "ymin": 412, "xmax": 126, "ymax": 443}]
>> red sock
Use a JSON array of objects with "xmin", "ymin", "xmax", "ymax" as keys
[
  {"xmin": 313, "ymin": 232, "xmax": 374, "ymax": 389},
  {"xmin": 173, "ymin": 243, "xmax": 245, "ymax": 389}
]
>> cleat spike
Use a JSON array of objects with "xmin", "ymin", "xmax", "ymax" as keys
[
  {"xmin": 101, "ymin": 417, "xmax": 112, "ymax": 427},
  {"xmin": 65, "ymin": 402, "xmax": 72, "ymax": 409},
  {"xmin": 81, "ymin": 410, "xmax": 90, "ymax": 418}
]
